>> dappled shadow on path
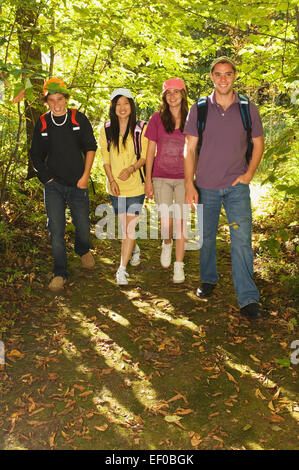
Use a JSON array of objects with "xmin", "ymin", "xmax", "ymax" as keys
[{"xmin": 0, "ymin": 233, "xmax": 298, "ymax": 450}]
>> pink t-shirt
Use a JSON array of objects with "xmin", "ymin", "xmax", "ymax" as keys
[{"xmin": 145, "ymin": 112, "xmax": 185, "ymax": 179}]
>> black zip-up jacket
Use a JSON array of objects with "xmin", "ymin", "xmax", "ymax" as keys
[{"xmin": 30, "ymin": 109, "xmax": 97, "ymax": 186}]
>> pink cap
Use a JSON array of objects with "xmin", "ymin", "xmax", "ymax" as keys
[{"xmin": 162, "ymin": 78, "xmax": 186, "ymax": 93}]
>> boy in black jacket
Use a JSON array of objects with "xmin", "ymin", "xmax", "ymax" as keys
[{"xmin": 31, "ymin": 78, "xmax": 97, "ymax": 292}]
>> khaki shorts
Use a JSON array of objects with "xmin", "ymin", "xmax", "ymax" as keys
[{"xmin": 152, "ymin": 177, "xmax": 186, "ymax": 219}]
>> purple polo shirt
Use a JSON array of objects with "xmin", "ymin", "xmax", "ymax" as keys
[
  {"xmin": 145, "ymin": 112, "xmax": 185, "ymax": 179},
  {"xmin": 183, "ymin": 91, "xmax": 263, "ymax": 190}
]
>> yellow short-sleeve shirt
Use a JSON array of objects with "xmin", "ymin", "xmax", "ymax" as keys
[{"xmin": 99, "ymin": 125, "xmax": 148, "ymax": 197}]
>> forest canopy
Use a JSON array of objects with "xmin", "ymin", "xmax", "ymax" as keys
[
  {"xmin": 1, "ymin": 2, "xmax": 299, "ymax": 452},
  {"xmin": 0, "ymin": 0, "xmax": 298, "ymax": 214}
]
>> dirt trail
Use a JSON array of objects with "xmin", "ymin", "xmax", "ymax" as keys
[{"xmin": 0, "ymin": 213, "xmax": 298, "ymax": 450}]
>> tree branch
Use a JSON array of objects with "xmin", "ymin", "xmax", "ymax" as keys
[
  {"xmin": 49, "ymin": 15, "xmax": 55, "ymax": 77},
  {"xmin": 168, "ymin": 0, "xmax": 298, "ymax": 46},
  {"xmin": 4, "ymin": 10, "xmax": 17, "ymax": 65}
]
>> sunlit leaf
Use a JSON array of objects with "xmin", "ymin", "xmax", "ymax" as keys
[{"xmin": 165, "ymin": 415, "xmax": 182, "ymax": 423}]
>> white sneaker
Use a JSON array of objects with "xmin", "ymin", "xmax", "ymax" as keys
[
  {"xmin": 160, "ymin": 240, "xmax": 173, "ymax": 268},
  {"xmin": 173, "ymin": 261, "xmax": 185, "ymax": 283},
  {"xmin": 116, "ymin": 267, "xmax": 129, "ymax": 285},
  {"xmin": 130, "ymin": 244, "xmax": 140, "ymax": 266}
]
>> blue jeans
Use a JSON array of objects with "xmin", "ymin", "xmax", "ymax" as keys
[
  {"xmin": 44, "ymin": 181, "xmax": 91, "ymax": 279},
  {"xmin": 197, "ymin": 183, "xmax": 259, "ymax": 308}
]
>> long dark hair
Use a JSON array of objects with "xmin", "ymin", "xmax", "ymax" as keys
[
  {"xmin": 159, "ymin": 89, "xmax": 188, "ymax": 133},
  {"xmin": 109, "ymin": 96, "xmax": 137, "ymax": 152}
]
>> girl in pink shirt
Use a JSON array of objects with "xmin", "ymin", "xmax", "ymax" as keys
[{"xmin": 145, "ymin": 78, "xmax": 188, "ymax": 283}]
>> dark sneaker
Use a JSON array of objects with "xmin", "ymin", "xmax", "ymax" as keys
[
  {"xmin": 196, "ymin": 283, "xmax": 216, "ymax": 298},
  {"xmin": 240, "ymin": 302, "xmax": 267, "ymax": 320}
]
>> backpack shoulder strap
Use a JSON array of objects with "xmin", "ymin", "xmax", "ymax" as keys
[
  {"xmin": 104, "ymin": 120, "xmax": 111, "ymax": 151},
  {"xmin": 40, "ymin": 112, "xmax": 49, "ymax": 133},
  {"xmin": 134, "ymin": 120, "xmax": 147, "ymax": 183},
  {"xmin": 238, "ymin": 94, "xmax": 253, "ymax": 164},
  {"xmin": 69, "ymin": 108, "xmax": 80, "ymax": 126},
  {"xmin": 196, "ymin": 97, "xmax": 208, "ymax": 155},
  {"xmin": 134, "ymin": 120, "xmax": 146, "ymax": 160},
  {"xmin": 238, "ymin": 94, "xmax": 252, "ymax": 131}
]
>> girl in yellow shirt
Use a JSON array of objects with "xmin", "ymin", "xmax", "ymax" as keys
[{"xmin": 99, "ymin": 88, "xmax": 148, "ymax": 285}]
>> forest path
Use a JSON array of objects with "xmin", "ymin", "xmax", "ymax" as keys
[{"xmin": 0, "ymin": 191, "xmax": 298, "ymax": 450}]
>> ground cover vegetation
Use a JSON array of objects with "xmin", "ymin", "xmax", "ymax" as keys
[{"xmin": 0, "ymin": 0, "xmax": 298, "ymax": 450}]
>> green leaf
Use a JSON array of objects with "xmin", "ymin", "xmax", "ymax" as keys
[
  {"xmin": 165, "ymin": 415, "xmax": 182, "ymax": 423},
  {"xmin": 243, "ymin": 424, "xmax": 252, "ymax": 431},
  {"xmin": 13, "ymin": 82, "xmax": 24, "ymax": 99},
  {"xmin": 275, "ymin": 358, "xmax": 291, "ymax": 368},
  {"xmin": 24, "ymin": 78, "xmax": 32, "ymax": 89}
]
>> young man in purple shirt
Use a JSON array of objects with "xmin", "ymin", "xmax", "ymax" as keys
[{"xmin": 184, "ymin": 57, "xmax": 266, "ymax": 319}]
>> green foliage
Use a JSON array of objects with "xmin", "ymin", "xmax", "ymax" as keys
[
  {"xmin": 0, "ymin": 0, "xmax": 298, "ymax": 207},
  {"xmin": 261, "ymin": 109, "xmax": 299, "ymax": 201},
  {"xmin": 275, "ymin": 358, "xmax": 291, "ymax": 368}
]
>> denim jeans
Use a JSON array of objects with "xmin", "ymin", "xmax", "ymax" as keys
[
  {"xmin": 44, "ymin": 181, "xmax": 91, "ymax": 279},
  {"xmin": 197, "ymin": 183, "xmax": 259, "ymax": 308},
  {"xmin": 109, "ymin": 194, "xmax": 145, "ymax": 215}
]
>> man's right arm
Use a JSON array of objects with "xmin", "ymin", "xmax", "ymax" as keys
[
  {"xmin": 30, "ymin": 122, "xmax": 53, "ymax": 184},
  {"xmin": 184, "ymin": 134, "xmax": 199, "ymax": 206}
]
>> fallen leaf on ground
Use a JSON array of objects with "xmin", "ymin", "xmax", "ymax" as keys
[
  {"xmin": 95, "ymin": 424, "xmax": 108, "ymax": 432},
  {"xmin": 27, "ymin": 420, "xmax": 51, "ymax": 427},
  {"xmin": 165, "ymin": 415, "xmax": 182, "ymax": 423},
  {"xmin": 250, "ymin": 354, "xmax": 261, "ymax": 363},
  {"xmin": 29, "ymin": 407, "xmax": 45, "ymax": 416},
  {"xmin": 168, "ymin": 392, "xmax": 188, "ymax": 404},
  {"xmin": 78, "ymin": 391, "xmax": 93, "ymax": 398},
  {"xmin": 175, "ymin": 408, "xmax": 193, "ymax": 416},
  {"xmin": 190, "ymin": 432, "xmax": 201, "ymax": 447},
  {"xmin": 226, "ymin": 372, "xmax": 237, "ymax": 384},
  {"xmin": 273, "ymin": 389, "xmax": 281, "ymax": 400},
  {"xmin": 265, "ymin": 414, "xmax": 285, "ymax": 423},
  {"xmin": 48, "ymin": 373, "xmax": 59, "ymax": 381},
  {"xmin": 255, "ymin": 389, "xmax": 267, "ymax": 400},
  {"xmin": 74, "ymin": 384, "xmax": 85, "ymax": 392},
  {"xmin": 268, "ymin": 401, "xmax": 276, "ymax": 412},
  {"xmin": 8, "ymin": 349, "xmax": 24, "ymax": 359},
  {"xmin": 243, "ymin": 424, "xmax": 252, "ymax": 431},
  {"xmin": 49, "ymin": 432, "xmax": 56, "ymax": 448}
]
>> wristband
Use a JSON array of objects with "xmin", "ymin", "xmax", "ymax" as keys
[{"xmin": 109, "ymin": 179, "xmax": 115, "ymax": 184}]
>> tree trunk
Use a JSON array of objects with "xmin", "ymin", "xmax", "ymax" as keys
[{"xmin": 15, "ymin": 4, "xmax": 44, "ymax": 180}]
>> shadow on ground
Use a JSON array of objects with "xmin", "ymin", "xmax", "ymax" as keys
[{"xmin": 0, "ymin": 208, "xmax": 298, "ymax": 450}]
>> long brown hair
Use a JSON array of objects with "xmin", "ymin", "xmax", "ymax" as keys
[
  {"xmin": 109, "ymin": 95, "xmax": 137, "ymax": 152},
  {"xmin": 159, "ymin": 89, "xmax": 188, "ymax": 133}
]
